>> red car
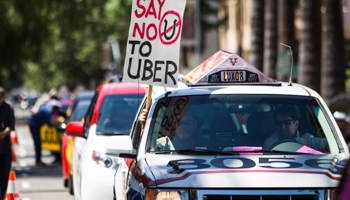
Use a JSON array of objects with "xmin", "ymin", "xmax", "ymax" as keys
[
  {"xmin": 65, "ymin": 82, "xmax": 147, "ymax": 200},
  {"xmin": 62, "ymin": 91, "xmax": 94, "ymax": 194}
]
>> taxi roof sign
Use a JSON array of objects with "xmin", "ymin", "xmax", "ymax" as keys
[{"xmin": 183, "ymin": 50, "xmax": 278, "ymax": 86}]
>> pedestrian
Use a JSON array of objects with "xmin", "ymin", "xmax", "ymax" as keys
[
  {"xmin": 27, "ymin": 99, "xmax": 62, "ymax": 166},
  {"xmin": 0, "ymin": 87, "xmax": 15, "ymax": 200}
]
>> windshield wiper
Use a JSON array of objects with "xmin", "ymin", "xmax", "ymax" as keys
[
  {"xmin": 153, "ymin": 149, "xmax": 309, "ymax": 155},
  {"xmin": 153, "ymin": 149, "xmax": 239, "ymax": 155},
  {"xmin": 244, "ymin": 149, "xmax": 309, "ymax": 155}
]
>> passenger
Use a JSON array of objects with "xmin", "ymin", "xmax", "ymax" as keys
[
  {"xmin": 263, "ymin": 106, "xmax": 329, "ymax": 152},
  {"xmin": 140, "ymin": 109, "xmax": 206, "ymax": 150}
]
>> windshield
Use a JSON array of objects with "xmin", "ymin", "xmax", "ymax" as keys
[
  {"xmin": 148, "ymin": 95, "xmax": 339, "ymax": 155},
  {"xmin": 96, "ymin": 94, "xmax": 143, "ymax": 135}
]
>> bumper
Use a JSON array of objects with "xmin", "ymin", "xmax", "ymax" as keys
[{"xmin": 81, "ymin": 161, "xmax": 116, "ymax": 200}]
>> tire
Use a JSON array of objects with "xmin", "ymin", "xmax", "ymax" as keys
[{"xmin": 69, "ymin": 173, "xmax": 74, "ymax": 195}]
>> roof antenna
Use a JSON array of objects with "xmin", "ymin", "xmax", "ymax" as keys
[{"xmin": 280, "ymin": 43, "xmax": 293, "ymax": 86}]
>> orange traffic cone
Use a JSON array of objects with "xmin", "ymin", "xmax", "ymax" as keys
[
  {"xmin": 10, "ymin": 130, "xmax": 18, "ymax": 145},
  {"xmin": 11, "ymin": 148, "xmax": 16, "ymax": 162},
  {"xmin": 6, "ymin": 193, "xmax": 15, "ymax": 200},
  {"xmin": 5, "ymin": 171, "xmax": 20, "ymax": 200}
]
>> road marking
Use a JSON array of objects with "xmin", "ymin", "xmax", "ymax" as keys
[
  {"xmin": 22, "ymin": 198, "xmax": 31, "ymax": 200},
  {"xmin": 21, "ymin": 181, "xmax": 31, "ymax": 189}
]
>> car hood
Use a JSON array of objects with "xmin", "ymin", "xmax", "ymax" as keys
[{"xmin": 143, "ymin": 153, "xmax": 348, "ymax": 188}]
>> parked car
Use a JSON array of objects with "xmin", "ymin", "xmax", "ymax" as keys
[
  {"xmin": 62, "ymin": 91, "xmax": 94, "ymax": 195},
  {"xmin": 66, "ymin": 82, "xmax": 147, "ymax": 200}
]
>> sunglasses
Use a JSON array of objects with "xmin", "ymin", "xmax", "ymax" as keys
[
  {"xmin": 275, "ymin": 119, "xmax": 295, "ymax": 126},
  {"xmin": 181, "ymin": 120, "xmax": 194, "ymax": 125}
]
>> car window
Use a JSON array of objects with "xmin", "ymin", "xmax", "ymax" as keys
[
  {"xmin": 84, "ymin": 91, "xmax": 99, "ymax": 137},
  {"xmin": 96, "ymin": 94, "xmax": 144, "ymax": 135},
  {"xmin": 131, "ymin": 98, "xmax": 147, "ymax": 151},
  {"xmin": 147, "ymin": 95, "xmax": 338, "ymax": 155}
]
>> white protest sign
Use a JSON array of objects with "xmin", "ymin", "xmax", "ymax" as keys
[
  {"xmin": 159, "ymin": 96, "xmax": 193, "ymax": 139},
  {"xmin": 123, "ymin": 0, "xmax": 187, "ymax": 88}
]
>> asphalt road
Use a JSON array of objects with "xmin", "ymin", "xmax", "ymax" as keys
[{"xmin": 10, "ymin": 106, "xmax": 75, "ymax": 200}]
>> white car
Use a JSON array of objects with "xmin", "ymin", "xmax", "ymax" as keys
[
  {"xmin": 66, "ymin": 82, "xmax": 147, "ymax": 200},
  {"xmin": 107, "ymin": 51, "xmax": 349, "ymax": 200}
]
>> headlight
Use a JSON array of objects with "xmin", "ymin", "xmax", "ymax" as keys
[
  {"xmin": 92, "ymin": 150, "xmax": 119, "ymax": 170},
  {"xmin": 145, "ymin": 189, "xmax": 189, "ymax": 200}
]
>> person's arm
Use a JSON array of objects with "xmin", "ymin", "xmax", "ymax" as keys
[
  {"xmin": 139, "ymin": 109, "xmax": 148, "ymax": 128},
  {"xmin": 0, "ymin": 127, "xmax": 11, "ymax": 139},
  {"xmin": 298, "ymin": 133, "xmax": 329, "ymax": 152}
]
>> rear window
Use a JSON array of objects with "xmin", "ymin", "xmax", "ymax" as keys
[
  {"xmin": 96, "ymin": 94, "xmax": 144, "ymax": 135},
  {"xmin": 148, "ymin": 95, "xmax": 339, "ymax": 155}
]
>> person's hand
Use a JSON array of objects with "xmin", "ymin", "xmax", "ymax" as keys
[
  {"xmin": 0, "ymin": 128, "xmax": 10, "ymax": 139},
  {"xmin": 140, "ymin": 109, "xmax": 148, "ymax": 128}
]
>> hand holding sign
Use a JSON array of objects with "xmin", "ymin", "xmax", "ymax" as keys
[{"xmin": 123, "ymin": 0, "xmax": 187, "ymax": 88}]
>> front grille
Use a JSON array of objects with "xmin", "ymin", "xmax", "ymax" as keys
[
  {"xmin": 193, "ymin": 190, "xmax": 326, "ymax": 200},
  {"xmin": 203, "ymin": 195, "xmax": 318, "ymax": 200}
]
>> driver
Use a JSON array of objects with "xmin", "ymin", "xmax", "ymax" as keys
[{"xmin": 263, "ymin": 106, "xmax": 329, "ymax": 152}]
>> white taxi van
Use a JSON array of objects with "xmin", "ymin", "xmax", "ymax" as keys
[{"xmin": 106, "ymin": 51, "xmax": 349, "ymax": 200}]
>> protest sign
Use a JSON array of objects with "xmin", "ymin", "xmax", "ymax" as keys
[
  {"xmin": 123, "ymin": 0, "xmax": 187, "ymax": 88},
  {"xmin": 158, "ymin": 96, "xmax": 194, "ymax": 139}
]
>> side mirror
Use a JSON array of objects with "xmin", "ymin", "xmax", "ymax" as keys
[
  {"xmin": 66, "ymin": 121, "xmax": 85, "ymax": 137},
  {"xmin": 105, "ymin": 135, "xmax": 136, "ymax": 159}
]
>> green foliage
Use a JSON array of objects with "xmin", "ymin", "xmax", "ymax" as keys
[
  {"xmin": 0, "ymin": 0, "xmax": 222, "ymax": 92},
  {"xmin": 0, "ymin": 0, "xmax": 132, "ymax": 92}
]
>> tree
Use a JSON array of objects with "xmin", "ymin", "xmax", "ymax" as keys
[
  {"xmin": 298, "ymin": 0, "xmax": 322, "ymax": 93},
  {"xmin": 321, "ymin": 0, "xmax": 345, "ymax": 105},
  {"xmin": 0, "ymin": 0, "xmax": 133, "ymax": 92},
  {"xmin": 0, "ymin": 1, "xmax": 52, "ymax": 89},
  {"xmin": 277, "ymin": 0, "xmax": 296, "ymax": 82},
  {"xmin": 263, "ymin": 0, "xmax": 277, "ymax": 79},
  {"xmin": 249, "ymin": 0, "xmax": 265, "ymax": 71}
]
